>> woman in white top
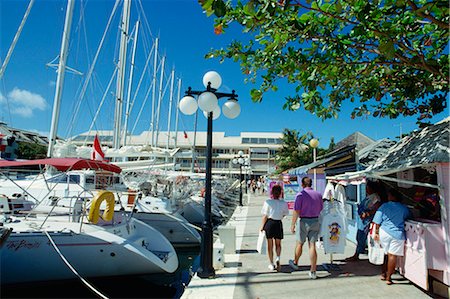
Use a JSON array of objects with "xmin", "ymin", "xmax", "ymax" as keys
[{"xmin": 260, "ymin": 185, "xmax": 289, "ymax": 271}]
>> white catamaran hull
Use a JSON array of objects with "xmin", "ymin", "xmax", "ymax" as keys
[{"xmin": 1, "ymin": 217, "xmax": 178, "ymax": 285}]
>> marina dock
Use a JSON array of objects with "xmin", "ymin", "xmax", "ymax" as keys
[{"xmin": 182, "ymin": 193, "xmax": 432, "ymax": 299}]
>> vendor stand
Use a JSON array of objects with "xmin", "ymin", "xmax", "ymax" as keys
[{"xmin": 328, "ymin": 118, "xmax": 449, "ymax": 296}]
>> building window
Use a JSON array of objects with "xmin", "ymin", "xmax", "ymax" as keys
[
  {"xmin": 242, "ymin": 138, "xmax": 250, "ymax": 144},
  {"xmin": 250, "ymin": 138, "xmax": 258, "ymax": 143}
]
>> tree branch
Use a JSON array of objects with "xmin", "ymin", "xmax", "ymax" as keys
[{"xmin": 407, "ymin": 0, "xmax": 448, "ymax": 30}]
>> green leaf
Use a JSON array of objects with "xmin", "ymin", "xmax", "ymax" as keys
[
  {"xmin": 378, "ymin": 40, "xmax": 395, "ymax": 59},
  {"xmin": 212, "ymin": 0, "xmax": 227, "ymax": 17},
  {"xmin": 335, "ymin": 1, "xmax": 342, "ymax": 13}
]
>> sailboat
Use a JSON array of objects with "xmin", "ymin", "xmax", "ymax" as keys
[{"xmin": 0, "ymin": 158, "xmax": 179, "ymax": 285}]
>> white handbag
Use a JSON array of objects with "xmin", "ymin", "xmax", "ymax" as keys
[{"xmin": 257, "ymin": 231, "xmax": 267, "ymax": 255}]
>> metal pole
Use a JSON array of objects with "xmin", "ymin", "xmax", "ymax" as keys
[
  {"xmin": 239, "ymin": 164, "xmax": 243, "ymax": 206},
  {"xmin": 313, "ymin": 147, "xmax": 317, "ymax": 190},
  {"xmin": 113, "ymin": 0, "xmax": 131, "ymax": 150},
  {"xmin": 47, "ymin": 0, "xmax": 74, "ymax": 157},
  {"xmin": 191, "ymin": 110, "xmax": 198, "ymax": 173},
  {"xmin": 197, "ymin": 112, "xmax": 215, "ymax": 279}
]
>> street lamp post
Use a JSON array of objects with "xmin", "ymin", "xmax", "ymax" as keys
[
  {"xmin": 309, "ymin": 138, "xmax": 319, "ymax": 190},
  {"xmin": 179, "ymin": 71, "xmax": 241, "ymax": 279},
  {"xmin": 232, "ymin": 150, "xmax": 249, "ymax": 206}
]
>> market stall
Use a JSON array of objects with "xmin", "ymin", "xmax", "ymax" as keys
[{"xmin": 328, "ymin": 117, "xmax": 449, "ymax": 295}]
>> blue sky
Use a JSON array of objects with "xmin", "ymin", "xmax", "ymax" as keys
[{"xmin": 1, "ymin": 0, "xmax": 448, "ymax": 148}]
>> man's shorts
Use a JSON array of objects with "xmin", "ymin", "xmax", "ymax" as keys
[
  {"xmin": 297, "ymin": 217, "xmax": 320, "ymax": 244},
  {"xmin": 379, "ymin": 228, "xmax": 405, "ymax": 256}
]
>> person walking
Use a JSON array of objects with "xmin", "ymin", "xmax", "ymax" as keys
[
  {"xmin": 289, "ymin": 177, "xmax": 323, "ymax": 279},
  {"xmin": 373, "ymin": 188, "xmax": 410, "ymax": 285},
  {"xmin": 346, "ymin": 180, "xmax": 384, "ymax": 261},
  {"xmin": 260, "ymin": 184, "xmax": 289, "ymax": 272}
]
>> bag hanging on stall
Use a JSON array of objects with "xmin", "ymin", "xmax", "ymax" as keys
[
  {"xmin": 367, "ymin": 223, "xmax": 384, "ymax": 265},
  {"xmin": 257, "ymin": 231, "xmax": 267, "ymax": 255}
]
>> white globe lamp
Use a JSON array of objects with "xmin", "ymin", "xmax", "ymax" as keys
[
  {"xmin": 203, "ymin": 71, "xmax": 222, "ymax": 89},
  {"xmin": 198, "ymin": 91, "xmax": 218, "ymax": 113},
  {"xmin": 238, "ymin": 150, "xmax": 244, "ymax": 156},
  {"xmin": 222, "ymin": 99, "xmax": 240, "ymax": 119},
  {"xmin": 309, "ymin": 138, "xmax": 319, "ymax": 148},
  {"xmin": 203, "ymin": 105, "xmax": 221, "ymax": 120},
  {"xmin": 179, "ymin": 96, "xmax": 198, "ymax": 115}
]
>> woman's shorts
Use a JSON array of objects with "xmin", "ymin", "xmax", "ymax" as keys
[
  {"xmin": 264, "ymin": 219, "xmax": 284, "ymax": 240},
  {"xmin": 379, "ymin": 229, "xmax": 405, "ymax": 256}
]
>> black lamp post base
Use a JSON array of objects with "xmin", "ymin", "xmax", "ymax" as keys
[{"xmin": 197, "ymin": 267, "xmax": 216, "ymax": 279}]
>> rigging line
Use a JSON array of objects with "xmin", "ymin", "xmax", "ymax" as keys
[
  {"xmin": 0, "ymin": 0, "xmax": 34, "ymax": 79},
  {"xmin": 136, "ymin": 0, "xmax": 154, "ymax": 39},
  {"xmin": 84, "ymin": 68, "xmax": 118, "ymax": 146},
  {"xmin": 43, "ymin": 231, "xmax": 109, "ymax": 299},
  {"xmin": 130, "ymin": 78, "xmax": 154, "ymax": 137},
  {"xmin": 128, "ymin": 43, "xmax": 156, "ymax": 118},
  {"xmin": 66, "ymin": 0, "xmax": 121, "ymax": 139}
]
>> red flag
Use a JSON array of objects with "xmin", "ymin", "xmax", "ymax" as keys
[
  {"xmin": 91, "ymin": 135, "xmax": 105, "ymax": 161},
  {"xmin": 183, "ymin": 131, "xmax": 188, "ymax": 139}
]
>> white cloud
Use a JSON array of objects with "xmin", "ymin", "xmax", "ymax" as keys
[
  {"xmin": 11, "ymin": 106, "xmax": 33, "ymax": 117},
  {"xmin": 0, "ymin": 88, "xmax": 48, "ymax": 118}
]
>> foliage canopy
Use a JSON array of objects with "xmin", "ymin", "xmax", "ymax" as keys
[{"xmin": 201, "ymin": 0, "xmax": 449, "ymax": 123}]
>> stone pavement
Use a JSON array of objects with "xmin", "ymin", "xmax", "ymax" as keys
[{"xmin": 182, "ymin": 193, "xmax": 432, "ymax": 299}]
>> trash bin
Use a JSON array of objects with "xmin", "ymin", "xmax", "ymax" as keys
[
  {"xmin": 213, "ymin": 242, "xmax": 225, "ymax": 270},
  {"xmin": 218, "ymin": 225, "xmax": 236, "ymax": 254}
]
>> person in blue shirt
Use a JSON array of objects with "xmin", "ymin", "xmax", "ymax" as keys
[
  {"xmin": 347, "ymin": 180, "xmax": 384, "ymax": 261},
  {"xmin": 373, "ymin": 188, "xmax": 410, "ymax": 285}
]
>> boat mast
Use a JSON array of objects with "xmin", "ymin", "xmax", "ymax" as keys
[
  {"xmin": 122, "ymin": 20, "xmax": 140, "ymax": 147},
  {"xmin": 149, "ymin": 38, "xmax": 159, "ymax": 147},
  {"xmin": 113, "ymin": 0, "xmax": 131, "ymax": 150},
  {"xmin": 47, "ymin": 0, "xmax": 75, "ymax": 158},
  {"xmin": 165, "ymin": 68, "xmax": 175, "ymax": 164},
  {"xmin": 153, "ymin": 55, "xmax": 165, "ymax": 147},
  {"xmin": 173, "ymin": 78, "xmax": 182, "ymax": 170}
]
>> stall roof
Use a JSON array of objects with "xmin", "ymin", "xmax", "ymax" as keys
[
  {"xmin": 0, "ymin": 158, "xmax": 122, "ymax": 173},
  {"xmin": 358, "ymin": 138, "xmax": 397, "ymax": 168},
  {"xmin": 368, "ymin": 117, "xmax": 450, "ymax": 175},
  {"xmin": 288, "ymin": 155, "xmax": 339, "ymax": 175}
]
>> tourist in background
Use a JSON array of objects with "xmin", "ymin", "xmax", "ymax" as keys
[
  {"xmin": 260, "ymin": 184, "xmax": 289, "ymax": 272},
  {"xmin": 373, "ymin": 188, "xmax": 411, "ymax": 285},
  {"xmin": 347, "ymin": 180, "xmax": 385, "ymax": 261},
  {"xmin": 290, "ymin": 177, "xmax": 323, "ymax": 279}
]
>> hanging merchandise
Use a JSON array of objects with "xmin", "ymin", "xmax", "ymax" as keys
[
  {"xmin": 320, "ymin": 200, "xmax": 347, "ymax": 254},
  {"xmin": 323, "ymin": 181, "xmax": 335, "ymax": 200},
  {"xmin": 334, "ymin": 184, "xmax": 346, "ymax": 203},
  {"xmin": 396, "ymin": 169, "xmax": 414, "ymax": 188}
]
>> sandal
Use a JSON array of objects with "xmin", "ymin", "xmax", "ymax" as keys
[
  {"xmin": 386, "ymin": 280, "xmax": 393, "ymax": 285},
  {"xmin": 380, "ymin": 274, "xmax": 386, "ymax": 281}
]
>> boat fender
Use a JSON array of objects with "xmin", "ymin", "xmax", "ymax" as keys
[{"xmin": 88, "ymin": 191, "xmax": 115, "ymax": 224}]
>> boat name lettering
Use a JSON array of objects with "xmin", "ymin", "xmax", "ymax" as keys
[{"xmin": 7, "ymin": 240, "xmax": 41, "ymax": 251}]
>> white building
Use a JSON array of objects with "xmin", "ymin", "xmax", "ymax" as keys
[{"xmin": 70, "ymin": 131, "xmax": 283, "ymax": 176}]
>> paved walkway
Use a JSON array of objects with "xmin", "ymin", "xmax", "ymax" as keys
[{"xmin": 182, "ymin": 194, "xmax": 432, "ymax": 299}]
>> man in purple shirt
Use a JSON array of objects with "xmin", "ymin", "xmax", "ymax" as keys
[{"xmin": 289, "ymin": 177, "xmax": 323, "ymax": 279}]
